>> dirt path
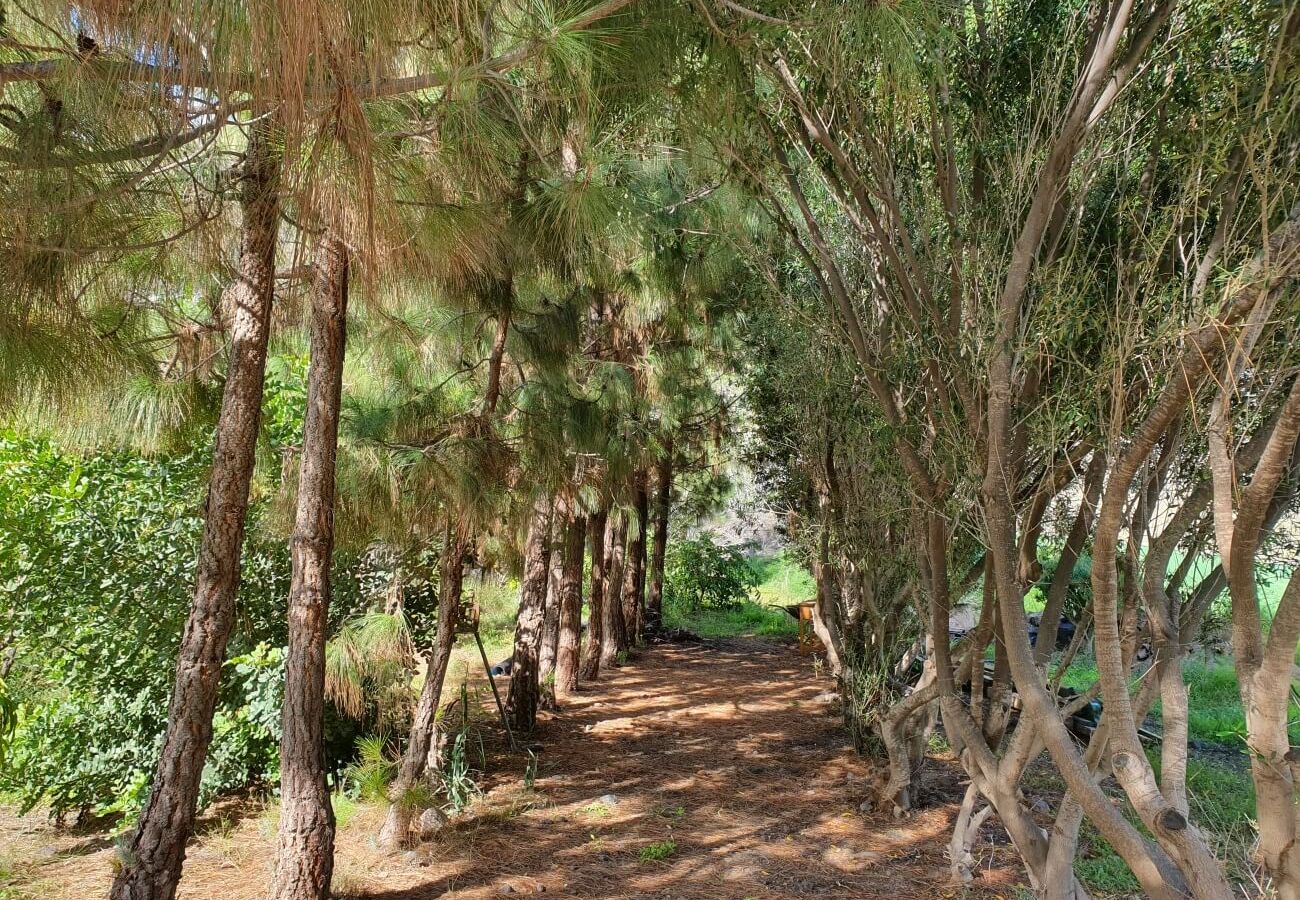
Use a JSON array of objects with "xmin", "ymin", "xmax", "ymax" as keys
[{"xmin": 1, "ymin": 639, "xmax": 1023, "ymax": 899}]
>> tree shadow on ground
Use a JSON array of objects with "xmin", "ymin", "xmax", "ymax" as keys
[{"xmin": 334, "ymin": 639, "xmax": 1022, "ymax": 900}]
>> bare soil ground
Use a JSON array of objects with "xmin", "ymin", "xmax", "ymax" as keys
[{"xmin": 1, "ymin": 638, "xmax": 1026, "ymax": 899}]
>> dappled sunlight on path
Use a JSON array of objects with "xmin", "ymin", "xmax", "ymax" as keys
[
  {"xmin": 0, "ymin": 640, "xmax": 1023, "ymax": 899},
  {"xmin": 339, "ymin": 639, "xmax": 1018, "ymax": 899}
]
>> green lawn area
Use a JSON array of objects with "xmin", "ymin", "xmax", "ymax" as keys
[
  {"xmin": 750, "ymin": 553, "xmax": 818, "ymax": 607},
  {"xmin": 1055, "ymin": 655, "xmax": 1300, "ymax": 748},
  {"xmin": 464, "ymin": 552, "xmax": 814, "ymax": 645}
]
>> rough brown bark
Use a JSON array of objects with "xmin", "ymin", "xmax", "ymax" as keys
[
  {"xmin": 272, "ymin": 232, "xmax": 348, "ymax": 900},
  {"xmin": 621, "ymin": 471, "xmax": 649, "ymax": 644},
  {"xmin": 579, "ymin": 507, "xmax": 608, "ymax": 681},
  {"xmin": 555, "ymin": 512, "xmax": 586, "ymax": 697},
  {"xmin": 482, "ymin": 310, "xmax": 511, "ymax": 416},
  {"xmin": 379, "ymin": 524, "xmax": 465, "ymax": 848},
  {"xmin": 111, "ymin": 123, "xmax": 280, "ymax": 900},
  {"xmin": 601, "ymin": 511, "xmax": 628, "ymax": 664},
  {"xmin": 506, "ymin": 494, "xmax": 555, "ymax": 732},
  {"xmin": 646, "ymin": 449, "xmax": 672, "ymax": 631},
  {"xmin": 538, "ymin": 512, "xmax": 563, "ymax": 711}
]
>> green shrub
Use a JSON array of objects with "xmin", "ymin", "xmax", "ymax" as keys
[
  {"xmin": 664, "ymin": 535, "xmax": 759, "ymax": 612},
  {"xmin": 0, "ymin": 433, "xmax": 299, "ymax": 822},
  {"xmin": 342, "ymin": 735, "xmax": 397, "ymax": 803},
  {"xmin": 639, "ymin": 839, "xmax": 677, "ymax": 861}
]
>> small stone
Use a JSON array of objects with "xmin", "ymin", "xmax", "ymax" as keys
[
  {"xmin": 597, "ymin": 793, "xmax": 619, "ymax": 806},
  {"xmin": 498, "ymin": 877, "xmax": 546, "ymax": 894},
  {"xmin": 1030, "ymin": 798, "xmax": 1051, "ymax": 815},
  {"xmin": 417, "ymin": 806, "xmax": 448, "ymax": 839}
]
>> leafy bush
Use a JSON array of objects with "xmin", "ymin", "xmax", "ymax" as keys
[
  {"xmin": 0, "ymin": 434, "xmax": 295, "ymax": 822},
  {"xmin": 663, "ymin": 535, "xmax": 759, "ymax": 612},
  {"xmin": 201, "ymin": 646, "xmax": 285, "ymax": 806}
]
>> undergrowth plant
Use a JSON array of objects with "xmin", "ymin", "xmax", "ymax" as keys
[{"xmin": 438, "ymin": 684, "xmax": 483, "ymax": 814}]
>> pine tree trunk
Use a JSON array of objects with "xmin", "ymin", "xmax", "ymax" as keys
[
  {"xmin": 646, "ymin": 451, "xmax": 672, "ymax": 631},
  {"xmin": 601, "ymin": 512, "xmax": 628, "ymax": 664},
  {"xmin": 506, "ymin": 494, "xmax": 554, "ymax": 732},
  {"xmin": 621, "ymin": 472, "xmax": 648, "ymax": 645},
  {"xmin": 538, "ymin": 512, "xmax": 563, "ymax": 711},
  {"xmin": 482, "ymin": 311, "xmax": 511, "ymax": 416},
  {"xmin": 579, "ymin": 508, "xmax": 608, "ymax": 681},
  {"xmin": 111, "ymin": 124, "xmax": 280, "ymax": 900},
  {"xmin": 379, "ymin": 525, "xmax": 465, "ymax": 848},
  {"xmin": 272, "ymin": 233, "xmax": 347, "ymax": 900},
  {"xmin": 555, "ymin": 512, "xmax": 586, "ymax": 697}
]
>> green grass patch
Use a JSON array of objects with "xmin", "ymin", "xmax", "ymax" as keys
[
  {"xmin": 749, "ymin": 552, "xmax": 816, "ymax": 606},
  {"xmin": 332, "ymin": 793, "xmax": 361, "ymax": 829},
  {"xmin": 1186, "ymin": 756, "xmax": 1255, "ymax": 834},
  {"xmin": 662, "ymin": 597, "xmax": 798, "ymax": 639},
  {"xmin": 1051, "ymin": 656, "xmax": 1300, "ymax": 748},
  {"xmin": 639, "ymin": 839, "xmax": 677, "ymax": 861},
  {"xmin": 1183, "ymin": 663, "xmax": 1251, "ymax": 746},
  {"xmin": 1076, "ymin": 828, "xmax": 1141, "ymax": 896}
]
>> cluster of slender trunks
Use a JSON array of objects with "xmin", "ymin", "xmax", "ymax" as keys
[
  {"xmin": 758, "ymin": 1, "xmax": 1300, "ymax": 894},
  {"xmin": 108, "ymin": 129, "xmax": 678, "ymax": 895}
]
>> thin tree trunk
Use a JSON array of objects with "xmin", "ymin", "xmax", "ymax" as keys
[
  {"xmin": 809, "ymin": 503, "xmax": 845, "ymax": 678},
  {"xmin": 506, "ymin": 494, "xmax": 554, "ymax": 732},
  {"xmin": 622, "ymin": 471, "xmax": 648, "ymax": 645},
  {"xmin": 601, "ymin": 511, "xmax": 627, "ymax": 665},
  {"xmin": 379, "ymin": 524, "xmax": 465, "ymax": 848},
  {"xmin": 538, "ymin": 512, "xmax": 563, "ymax": 710},
  {"xmin": 272, "ymin": 232, "xmax": 348, "ymax": 900},
  {"xmin": 646, "ymin": 449, "xmax": 672, "ymax": 631},
  {"xmin": 482, "ymin": 310, "xmax": 511, "ymax": 416},
  {"xmin": 579, "ymin": 508, "xmax": 608, "ymax": 681},
  {"xmin": 111, "ymin": 123, "xmax": 280, "ymax": 900},
  {"xmin": 555, "ymin": 511, "xmax": 586, "ymax": 697}
]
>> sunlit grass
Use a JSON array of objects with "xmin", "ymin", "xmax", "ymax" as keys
[
  {"xmin": 749, "ymin": 552, "xmax": 816, "ymax": 606},
  {"xmin": 662, "ymin": 597, "xmax": 799, "ymax": 639},
  {"xmin": 1056, "ymin": 655, "xmax": 1299, "ymax": 747}
]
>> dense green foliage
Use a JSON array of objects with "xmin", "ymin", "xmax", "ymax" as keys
[
  {"xmin": 0, "ymin": 433, "xmax": 364, "ymax": 822},
  {"xmin": 663, "ymin": 535, "xmax": 759, "ymax": 612}
]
